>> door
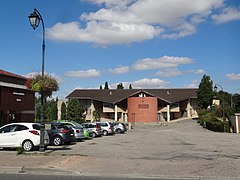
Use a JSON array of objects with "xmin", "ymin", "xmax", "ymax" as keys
[{"xmin": 0, "ymin": 125, "xmax": 18, "ymax": 147}]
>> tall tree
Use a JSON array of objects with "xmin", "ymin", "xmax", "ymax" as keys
[
  {"xmin": 104, "ymin": 81, "xmax": 109, "ymax": 89},
  {"xmin": 233, "ymin": 93, "xmax": 240, "ymax": 112},
  {"xmin": 100, "ymin": 85, "xmax": 102, "ymax": 89},
  {"xmin": 197, "ymin": 74, "xmax": 214, "ymax": 109},
  {"xmin": 61, "ymin": 102, "xmax": 67, "ymax": 120},
  {"xmin": 45, "ymin": 99, "xmax": 57, "ymax": 121},
  {"xmin": 129, "ymin": 84, "xmax": 132, "ymax": 89},
  {"xmin": 67, "ymin": 98, "xmax": 85, "ymax": 123}
]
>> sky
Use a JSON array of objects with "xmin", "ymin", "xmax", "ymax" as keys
[{"xmin": 1, "ymin": 0, "xmax": 240, "ymax": 99}]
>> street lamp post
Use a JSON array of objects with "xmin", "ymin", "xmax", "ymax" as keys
[
  {"xmin": 214, "ymin": 84, "xmax": 224, "ymax": 120},
  {"xmin": 28, "ymin": 8, "xmax": 46, "ymax": 152}
]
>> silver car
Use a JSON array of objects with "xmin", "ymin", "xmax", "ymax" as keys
[
  {"xmin": 81, "ymin": 122, "xmax": 102, "ymax": 138},
  {"xmin": 97, "ymin": 122, "xmax": 115, "ymax": 136},
  {"xmin": 58, "ymin": 121, "xmax": 84, "ymax": 141},
  {"xmin": 113, "ymin": 122, "xmax": 127, "ymax": 134}
]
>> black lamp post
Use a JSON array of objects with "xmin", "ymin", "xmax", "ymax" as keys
[
  {"xmin": 28, "ymin": 8, "xmax": 46, "ymax": 152},
  {"xmin": 214, "ymin": 84, "xmax": 224, "ymax": 120}
]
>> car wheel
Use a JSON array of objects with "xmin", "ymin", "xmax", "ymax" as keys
[
  {"xmin": 103, "ymin": 130, "xmax": 108, "ymax": 136},
  {"xmin": 116, "ymin": 129, "xmax": 122, "ymax": 134},
  {"xmin": 53, "ymin": 136, "xmax": 62, "ymax": 146},
  {"xmin": 22, "ymin": 140, "xmax": 34, "ymax": 151},
  {"xmin": 91, "ymin": 132, "xmax": 97, "ymax": 138}
]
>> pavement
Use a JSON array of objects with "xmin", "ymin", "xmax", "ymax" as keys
[{"xmin": 0, "ymin": 119, "xmax": 240, "ymax": 180}]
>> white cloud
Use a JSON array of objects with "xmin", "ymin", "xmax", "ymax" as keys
[
  {"xmin": 109, "ymin": 78, "xmax": 169, "ymax": 89},
  {"xmin": 109, "ymin": 65, "xmax": 130, "ymax": 74},
  {"xmin": 226, "ymin": 73, "xmax": 240, "ymax": 81},
  {"xmin": 83, "ymin": 0, "xmax": 222, "ymax": 25},
  {"xmin": 155, "ymin": 68, "xmax": 205, "ymax": 77},
  {"xmin": 187, "ymin": 69, "xmax": 205, "ymax": 74},
  {"xmin": 64, "ymin": 69, "xmax": 101, "ymax": 78},
  {"xmin": 47, "ymin": 0, "xmax": 226, "ymax": 46},
  {"xmin": 85, "ymin": 0, "xmax": 136, "ymax": 8},
  {"xmin": 212, "ymin": 7, "xmax": 240, "ymax": 24},
  {"xmin": 155, "ymin": 68, "xmax": 183, "ymax": 77},
  {"xmin": 194, "ymin": 69, "xmax": 205, "ymax": 74},
  {"xmin": 47, "ymin": 21, "xmax": 161, "ymax": 46},
  {"xmin": 131, "ymin": 56, "xmax": 193, "ymax": 71},
  {"xmin": 185, "ymin": 80, "xmax": 199, "ymax": 88},
  {"xmin": 132, "ymin": 78, "xmax": 169, "ymax": 88}
]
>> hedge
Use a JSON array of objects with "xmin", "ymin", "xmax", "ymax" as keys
[
  {"xmin": 198, "ymin": 111, "xmax": 230, "ymax": 132},
  {"xmin": 204, "ymin": 118, "xmax": 229, "ymax": 132}
]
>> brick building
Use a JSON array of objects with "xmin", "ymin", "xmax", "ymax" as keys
[
  {"xmin": 0, "ymin": 70, "xmax": 35, "ymax": 126},
  {"xmin": 66, "ymin": 88, "xmax": 198, "ymax": 123}
]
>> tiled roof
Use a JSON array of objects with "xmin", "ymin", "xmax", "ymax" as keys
[
  {"xmin": 66, "ymin": 88, "xmax": 198, "ymax": 104},
  {"xmin": 0, "ymin": 69, "xmax": 27, "ymax": 80}
]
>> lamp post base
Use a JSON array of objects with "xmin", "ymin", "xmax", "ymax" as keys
[{"xmin": 39, "ymin": 123, "xmax": 45, "ymax": 152}]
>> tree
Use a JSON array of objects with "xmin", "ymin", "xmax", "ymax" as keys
[
  {"xmin": 197, "ymin": 75, "xmax": 214, "ymax": 109},
  {"xmin": 100, "ymin": 85, "xmax": 102, "ymax": 89},
  {"xmin": 67, "ymin": 98, "xmax": 85, "ymax": 123},
  {"xmin": 129, "ymin": 84, "xmax": 132, "ymax": 89},
  {"xmin": 233, "ymin": 93, "xmax": 240, "ymax": 112},
  {"xmin": 117, "ymin": 83, "xmax": 124, "ymax": 89},
  {"xmin": 45, "ymin": 99, "xmax": 57, "ymax": 121},
  {"xmin": 93, "ymin": 109, "xmax": 101, "ymax": 121},
  {"xmin": 35, "ymin": 97, "xmax": 41, "ymax": 121},
  {"xmin": 104, "ymin": 81, "xmax": 109, "ymax": 89},
  {"xmin": 61, "ymin": 102, "xmax": 67, "ymax": 120}
]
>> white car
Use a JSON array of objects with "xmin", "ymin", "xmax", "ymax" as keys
[{"xmin": 0, "ymin": 122, "xmax": 49, "ymax": 151}]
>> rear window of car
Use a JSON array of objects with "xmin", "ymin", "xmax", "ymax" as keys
[
  {"xmin": 54, "ymin": 123, "xmax": 69, "ymax": 129},
  {"xmin": 32, "ymin": 124, "xmax": 40, "ymax": 130}
]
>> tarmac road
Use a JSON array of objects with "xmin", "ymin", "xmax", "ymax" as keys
[{"xmin": 0, "ymin": 119, "xmax": 240, "ymax": 179}]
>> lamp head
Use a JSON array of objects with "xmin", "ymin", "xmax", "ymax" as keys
[
  {"xmin": 214, "ymin": 85, "xmax": 217, "ymax": 92},
  {"xmin": 28, "ymin": 10, "xmax": 40, "ymax": 30}
]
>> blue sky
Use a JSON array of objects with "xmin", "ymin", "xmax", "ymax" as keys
[{"xmin": 1, "ymin": 0, "xmax": 240, "ymax": 99}]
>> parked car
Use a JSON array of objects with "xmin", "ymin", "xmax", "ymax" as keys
[
  {"xmin": 45, "ymin": 122, "xmax": 75, "ymax": 146},
  {"xmin": 97, "ymin": 122, "xmax": 115, "ymax": 136},
  {"xmin": 0, "ymin": 122, "xmax": 49, "ymax": 151},
  {"xmin": 81, "ymin": 122, "xmax": 102, "ymax": 138},
  {"xmin": 57, "ymin": 120, "xmax": 87, "ymax": 141},
  {"xmin": 113, "ymin": 122, "xmax": 127, "ymax": 134}
]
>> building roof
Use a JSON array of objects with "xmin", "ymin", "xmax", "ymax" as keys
[
  {"xmin": 0, "ymin": 69, "xmax": 27, "ymax": 80},
  {"xmin": 66, "ymin": 88, "xmax": 198, "ymax": 104}
]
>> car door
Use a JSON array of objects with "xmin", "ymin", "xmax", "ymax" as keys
[{"xmin": 0, "ymin": 125, "xmax": 18, "ymax": 147}]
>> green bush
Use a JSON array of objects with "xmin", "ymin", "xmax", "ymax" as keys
[
  {"xmin": 198, "ymin": 109, "xmax": 230, "ymax": 132},
  {"xmin": 205, "ymin": 118, "xmax": 229, "ymax": 132}
]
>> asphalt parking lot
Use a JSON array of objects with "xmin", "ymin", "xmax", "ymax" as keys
[{"xmin": 0, "ymin": 119, "xmax": 240, "ymax": 179}]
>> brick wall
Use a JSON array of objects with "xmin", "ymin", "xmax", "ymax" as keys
[{"xmin": 128, "ymin": 97, "xmax": 158, "ymax": 123}]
